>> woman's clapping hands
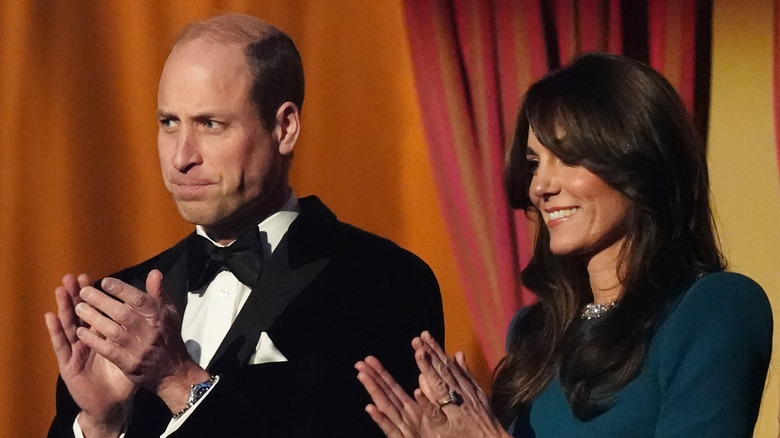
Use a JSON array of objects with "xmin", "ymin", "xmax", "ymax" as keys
[{"xmin": 356, "ymin": 331, "xmax": 510, "ymax": 438}]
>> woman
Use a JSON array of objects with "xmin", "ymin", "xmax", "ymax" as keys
[{"xmin": 355, "ymin": 53, "xmax": 772, "ymax": 437}]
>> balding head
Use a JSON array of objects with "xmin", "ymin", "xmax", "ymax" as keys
[
  {"xmin": 170, "ymin": 14, "xmax": 304, "ymax": 130},
  {"xmin": 174, "ymin": 13, "xmax": 280, "ymax": 47}
]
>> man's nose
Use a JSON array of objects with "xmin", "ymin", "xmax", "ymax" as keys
[{"xmin": 172, "ymin": 128, "xmax": 201, "ymax": 172}]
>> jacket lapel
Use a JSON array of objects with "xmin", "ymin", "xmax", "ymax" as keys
[
  {"xmin": 206, "ymin": 196, "xmax": 334, "ymax": 374},
  {"xmin": 161, "ymin": 243, "xmax": 191, "ymax": 315},
  {"xmin": 109, "ymin": 234, "xmax": 191, "ymax": 315},
  {"xmin": 155, "ymin": 234, "xmax": 192, "ymax": 315}
]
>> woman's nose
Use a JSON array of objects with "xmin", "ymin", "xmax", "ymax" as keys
[{"xmin": 529, "ymin": 163, "xmax": 559, "ymax": 201}]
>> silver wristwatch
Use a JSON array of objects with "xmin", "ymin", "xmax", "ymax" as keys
[{"xmin": 172, "ymin": 375, "xmax": 218, "ymax": 419}]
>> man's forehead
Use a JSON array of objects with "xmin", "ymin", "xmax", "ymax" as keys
[
  {"xmin": 158, "ymin": 39, "xmax": 253, "ymax": 107},
  {"xmin": 161, "ymin": 39, "xmax": 250, "ymax": 85},
  {"xmin": 167, "ymin": 38, "xmax": 245, "ymax": 63}
]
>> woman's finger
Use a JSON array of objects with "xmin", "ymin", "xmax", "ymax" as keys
[
  {"xmin": 420, "ymin": 331, "xmax": 450, "ymax": 364},
  {"xmin": 417, "ymin": 333, "xmax": 477, "ymax": 403},
  {"xmin": 453, "ymin": 351, "xmax": 490, "ymax": 408},
  {"xmin": 413, "ymin": 388, "xmax": 448, "ymax": 428},
  {"xmin": 364, "ymin": 404, "xmax": 406, "ymax": 438},
  {"xmin": 357, "ymin": 358, "xmax": 423, "ymax": 437},
  {"xmin": 356, "ymin": 361, "xmax": 407, "ymax": 423},
  {"xmin": 414, "ymin": 347, "xmax": 461, "ymax": 410}
]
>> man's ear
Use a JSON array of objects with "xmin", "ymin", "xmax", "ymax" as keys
[{"xmin": 274, "ymin": 102, "xmax": 300, "ymax": 156}]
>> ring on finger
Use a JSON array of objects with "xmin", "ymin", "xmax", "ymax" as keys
[{"xmin": 437, "ymin": 388, "xmax": 461, "ymax": 407}]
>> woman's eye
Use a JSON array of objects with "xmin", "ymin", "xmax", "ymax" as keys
[{"xmin": 526, "ymin": 158, "xmax": 539, "ymax": 173}]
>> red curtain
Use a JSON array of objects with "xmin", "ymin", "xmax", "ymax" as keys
[{"xmin": 403, "ymin": 0, "xmax": 711, "ymax": 368}]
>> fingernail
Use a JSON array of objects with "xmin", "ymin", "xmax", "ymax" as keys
[
  {"xmin": 79, "ymin": 287, "xmax": 92, "ymax": 299},
  {"xmin": 422, "ymin": 331, "xmax": 430, "ymax": 340},
  {"xmin": 102, "ymin": 278, "xmax": 114, "ymax": 291},
  {"xmin": 75, "ymin": 303, "xmax": 86, "ymax": 314}
]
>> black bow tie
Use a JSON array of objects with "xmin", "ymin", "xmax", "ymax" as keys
[{"xmin": 187, "ymin": 228, "xmax": 264, "ymax": 291}]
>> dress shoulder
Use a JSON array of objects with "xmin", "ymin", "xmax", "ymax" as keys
[
  {"xmin": 651, "ymin": 271, "xmax": 772, "ymax": 437},
  {"xmin": 663, "ymin": 271, "xmax": 771, "ymax": 331}
]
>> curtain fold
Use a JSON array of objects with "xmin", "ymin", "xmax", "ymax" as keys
[
  {"xmin": 404, "ymin": 0, "xmax": 536, "ymax": 368},
  {"xmin": 403, "ymin": 0, "xmax": 711, "ymax": 367}
]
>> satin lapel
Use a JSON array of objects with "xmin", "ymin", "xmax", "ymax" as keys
[
  {"xmin": 145, "ymin": 234, "xmax": 192, "ymax": 315},
  {"xmin": 107, "ymin": 234, "xmax": 191, "ymax": 315},
  {"xmin": 206, "ymin": 235, "xmax": 329, "ymax": 374},
  {"xmin": 161, "ymin": 244, "xmax": 190, "ymax": 316}
]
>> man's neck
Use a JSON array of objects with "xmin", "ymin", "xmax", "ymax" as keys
[{"xmin": 201, "ymin": 188, "xmax": 293, "ymax": 245}]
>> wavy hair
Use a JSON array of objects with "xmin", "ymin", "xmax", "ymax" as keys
[{"xmin": 492, "ymin": 52, "xmax": 724, "ymax": 421}]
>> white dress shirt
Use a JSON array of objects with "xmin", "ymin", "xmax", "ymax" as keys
[{"xmin": 74, "ymin": 194, "xmax": 300, "ymax": 438}]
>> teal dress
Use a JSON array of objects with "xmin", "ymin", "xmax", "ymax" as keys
[{"xmin": 510, "ymin": 272, "xmax": 772, "ymax": 437}]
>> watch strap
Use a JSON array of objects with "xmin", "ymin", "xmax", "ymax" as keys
[{"xmin": 172, "ymin": 375, "xmax": 219, "ymax": 419}]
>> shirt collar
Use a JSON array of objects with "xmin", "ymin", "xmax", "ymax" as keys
[{"xmin": 195, "ymin": 191, "xmax": 300, "ymax": 254}]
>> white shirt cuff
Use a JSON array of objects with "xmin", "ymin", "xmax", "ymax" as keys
[{"xmin": 72, "ymin": 413, "xmax": 126, "ymax": 438}]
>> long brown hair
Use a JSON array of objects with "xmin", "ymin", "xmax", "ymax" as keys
[{"xmin": 492, "ymin": 52, "xmax": 724, "ymax": 421}]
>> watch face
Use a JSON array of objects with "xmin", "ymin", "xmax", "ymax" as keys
[
  {"xmin": 193, "ymin": 382, "xmax": 212, "ymax": 397},
  {"xmin": 189, "ymin": 378, "xmax": 215, "ymax": 405}
]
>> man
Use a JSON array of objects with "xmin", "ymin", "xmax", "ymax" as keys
[{"xmin": 44, "ymin": 14, "xmax": 443, "ymax": 437}]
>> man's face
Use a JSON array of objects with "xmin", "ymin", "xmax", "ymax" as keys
[{"xmin": 157, "ymin": 38, "xmax": 288, "ymax": 239}]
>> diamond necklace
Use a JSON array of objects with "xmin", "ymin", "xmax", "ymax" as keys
[{"xmin": 581, "ymin": 300, "xmax": 618, "ymax": 320}]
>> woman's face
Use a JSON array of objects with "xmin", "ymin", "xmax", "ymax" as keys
[{"xmin": 526, "ymin": 128, "xmax": 631, "ymax": 262}]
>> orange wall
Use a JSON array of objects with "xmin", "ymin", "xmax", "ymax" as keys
[{"xmin": 709, "ymin": 0, "xmax": 780, "ymax": 435}]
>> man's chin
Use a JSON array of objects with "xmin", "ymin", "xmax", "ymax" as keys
[{"xmin": 175, "ymin": 203, "xmax": 223, "ymax": 227}]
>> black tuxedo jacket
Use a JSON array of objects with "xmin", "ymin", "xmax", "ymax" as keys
[{"xmin": 48, "ymin": 196, "xmax": 444, "ymax": 437}]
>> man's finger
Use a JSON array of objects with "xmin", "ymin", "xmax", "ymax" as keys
[
  {"xmin": 44, "ymin": 313, "xmax": 73, "ymax": 367},
  {"xmin": 74, "ymin": 301, "xmax": 135, "ymax": 350},
  {"xmin": 54, "ymin": 285, "xmax": 80, "ymax": 344},
  {"xmin": 75, "ymin": 325, "xmax": 130, "ymax": 370},
  {"xmin": 145, "ymin": 269, "xmax": 165, "ymax": 301},
  {"xmin": 101, "ymin": 277, "xmax": 155, "ymax": 311},
  {"xmin": 79, "ymin": 287, "xmax": 141, "ymax": 331},
  {"xmin": 76, "ymin": 273, "xmax": 92, "ymax": 289}
]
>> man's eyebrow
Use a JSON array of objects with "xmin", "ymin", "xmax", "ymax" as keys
[
  {"xmin": 193, "ymin": 112, "xmax": 229, "ymax": 120},
  {"xmin": 157, "ymin": 110, "xmax": 176, "ymax": 119}
]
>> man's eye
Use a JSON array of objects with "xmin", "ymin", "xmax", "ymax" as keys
[
  {"xmin": 203, "ymin": 120, "xmax": 224, "ymax": 130},
  {"xmin": 159, "ymin": 119, "xmax": 174, "ymax": 128}
]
